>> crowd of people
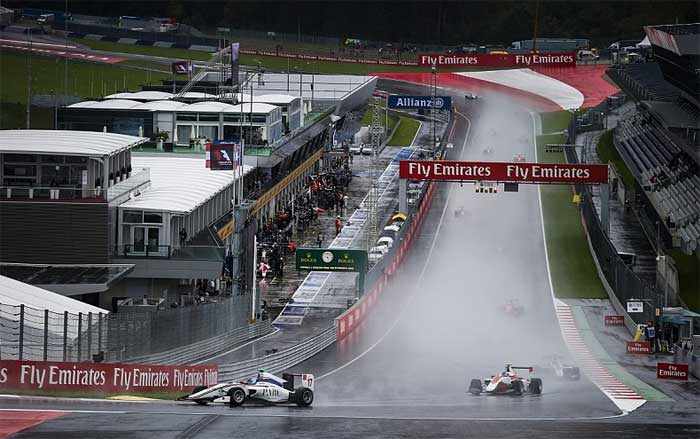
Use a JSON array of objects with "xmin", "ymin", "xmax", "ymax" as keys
[{"xmin": 255, "ymin": 156, "xmax": 353, "ymax": 281}]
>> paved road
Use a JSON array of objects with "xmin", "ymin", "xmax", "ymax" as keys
[{"xmin": 2, "ymin": 80, "xmax": 698, "ymax": 438}]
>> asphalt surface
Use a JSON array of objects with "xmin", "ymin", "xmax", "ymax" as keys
[{"xmin": 2, "ymin": 81, "xmax": 698, "ymax": 438}]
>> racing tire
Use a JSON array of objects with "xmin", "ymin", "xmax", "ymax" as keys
[
  {"xmin": 227, "ymin": 387, "xmax": 246, "ymax": 407},
  {"xmin": 294, "ymin": 387, "xmax": 314, "ymax": 407},
  {"xmin": 468, "ymin": 379, "xmax": 482, "ymax": 396},
  {"xmin": 529, "ymin": 378, "xmax": 543, "ymax": 395},
  {"xmin": 512, "ymin": 380, "xmax": 523, "ymax": 396}
]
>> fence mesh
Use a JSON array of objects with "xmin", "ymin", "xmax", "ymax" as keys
[
  {"xmin": 0, "ymin": 295, "xmax": 249, "ymax": 362},
  {"xmin": 566, "ymin": 115, "xmax": 669, "ymax": 324}
]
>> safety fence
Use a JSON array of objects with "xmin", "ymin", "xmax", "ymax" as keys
[
  {"xmin": 565, "ymin": 118, "xmax": 667, "ymax": 325},
  {"xmin": 0, "ymin": 296, "xmax": 268, "ymax": 363}
]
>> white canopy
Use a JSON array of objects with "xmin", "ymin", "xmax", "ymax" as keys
[
  {"xmin": 0, "ymin": 275, "xmax": 108, "ymax": 316},
  {"xmin": 121, "ymin": 156, "xmax": 253, "ymax": 214}
]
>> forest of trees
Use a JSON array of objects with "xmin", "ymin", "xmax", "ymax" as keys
[{"xmin": 9, "ymin": 1, "xmax": 700, "ymax": 47}]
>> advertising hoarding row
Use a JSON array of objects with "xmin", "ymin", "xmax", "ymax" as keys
[{"xmin": 0, "ymin": 360, "xmax": 217, "ymax": 393}]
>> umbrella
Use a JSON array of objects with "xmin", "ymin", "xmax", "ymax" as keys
[
  {"xmin": 384, "ymin": 224, "xmax": 401, "ymax": 233},
  {"xmin": 392, "ymin": 212, "xmax": 407, "ymax": 222}
]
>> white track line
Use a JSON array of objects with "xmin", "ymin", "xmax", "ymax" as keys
[{"xmin": 318, "ymin": 111, "xmax": 471, "ymax": 381}]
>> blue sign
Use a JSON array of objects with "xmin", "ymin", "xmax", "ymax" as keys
[{"xmin": 388, "ymin": 95, "xmax": 452, "ymax": 110}]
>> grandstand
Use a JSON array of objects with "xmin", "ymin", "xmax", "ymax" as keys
[{"xmin": 608, "ymin": 23, "xmax": 700, "ymax": 256}]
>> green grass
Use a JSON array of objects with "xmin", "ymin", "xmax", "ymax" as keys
[
  {"xmin": 540, "ymin": 110, "xmax": 573, "ymax": 134},
  {"xmin": 596, "ymin": 130, "xmax": 635, "ymax": 190},
  {"xmin": 537, "ymin": 133, "xmax": 608, "ymax": 299},
  {"xmin": 668, "ymin": 249, "xmax": 700, "ymax": 312},
  {"xmin": 1, "ymin": 51, "xmax": 171, "ymax": 105},
  {"xmin": 388, "ymin": 116, "xmax": 420, "ymax": 146},
  {"xmin": 362, "ymin": 106, "xmax": 399, "ymax": 131},
  {"xmin": 71, "ymin": 38, "xmax": 503, "ymax": 75}
]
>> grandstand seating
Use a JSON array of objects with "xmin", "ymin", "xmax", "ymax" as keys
[
  {"xmin": 614, "ymin": 114, "xmax": 700, "ymax": 253},
  {"xmin": 608, "ymin": 63, "xmax": 681, "ymax": 102}
]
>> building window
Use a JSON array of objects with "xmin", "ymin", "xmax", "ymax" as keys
[
  {"xmin": 123, "ymin": 210, "xmax": 143, "ymax": 223},
  {"xmin": 144, "ymin": 212, "xmax": 163, "ymax": 224}
]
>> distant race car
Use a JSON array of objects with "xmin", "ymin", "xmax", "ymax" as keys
[
  {"xmin": 177, "ymin": 370, "xmax": 314, "ymax": 407},
  {"xmin": 469, "ymin": 364, "xmax": 542, "ymax": 396},
  {"xmin": 545, "ymin": 355, "xmax": 581, "ymax": 381},
  {"xmin": 502, "ymin": 299, "xmax": 524, "ymax": 316},
  {"xmin": 513, "ymin": 153, "xmax": 526, "ymax": 162},
  {"xmin": 465, "ymin": 93, "xmax": 479, "ymax": 100}
]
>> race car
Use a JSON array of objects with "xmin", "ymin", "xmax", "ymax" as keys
[
  {"xmin": 454, "ymin": 206, "xmax": 466, "ymax": 218},
  {"xmin": 468, "ymin": 364, "xmax": 542, "ymax": 396},
  {"xmin": 502, "ymin": 299, "xmax": 524, "ymax": 316},
  {"xmin": 545, "ymin": 355, "xmax": 581, "ymax": 381},
  {"xmin": 465, "ymin": 93, "xmax": 479, "ymax": 100},
  {"xmin": 177, "ymin": 370, "xmax": 314, "ymax": 407},
  {"xmin": 513, "ymin": 153, "xmax": 526, "ymax": 162}
]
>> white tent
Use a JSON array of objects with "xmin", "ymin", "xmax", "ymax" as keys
[{"xmin": 636, "ymin": 36, "xmax": 651, "ymax": 48}]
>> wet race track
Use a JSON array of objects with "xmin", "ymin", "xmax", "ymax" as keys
[{"xmin": 2, "ymin": 82, "xmax": 698, "ymax": 438}]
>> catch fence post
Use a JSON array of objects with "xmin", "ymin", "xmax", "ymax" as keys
[
  {"xmin": 18, "ymin": 304, "xmax": 25, "ymax": 360},
  {"xmin": 63, "ymin": 311, "xmax": 68, "ymax": 361},
  {"xmin": 43, "ymin": 309, "xmax": 49, "ymax": 361},
  {"xmin": 77, "ymin": 312, "xmax": 83, "ymax": 362},
  {"xmin": 87, "ymin": 313, "xmax": 92, "ymax": 360}
]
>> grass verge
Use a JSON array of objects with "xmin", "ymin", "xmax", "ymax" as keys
[
  {"xmin": 388, "ymin": 116, "xmax": 420, "ymax": 146},
  {"xmin": 71, "ymin": 38, "xmax": 503, "ymax": 75},
  {"xmin": 668, "ymin": 249, "xmax": 700, "ymax": 312},
  {"xmin": 537, "ymin": 132, "xmax": 607, "ymax": 299},
  {"xmin": 596, "ymin": 130, "xmax": 635, "ymax": 190},
  {"xmin": 540, "ymin": 110, "xmax": 572, "ymax": 134},
  {"xmin": 0, "ymin": 103, "xmax": 54, "ymax": 129},
  {"xmin": 0, "ymin": 51, "xmax": 171, "ymax": 104}
]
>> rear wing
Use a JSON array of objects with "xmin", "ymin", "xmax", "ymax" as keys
[
  {"xmin": 511, "ymin": 366, "xmax": 534, "ymax": 373},
  {"xmin": 282, "ymin": 373, "xmax": 314, "ymax": 390}
]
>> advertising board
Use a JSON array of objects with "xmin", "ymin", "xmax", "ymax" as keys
[
  {"xmin": 0, "ymin": 360, "xmax": 218, "ymax": 393},
  {"xmin": 418, "ymin": 52, "xmax": 577, "ymax": 68},
  {"xmin": 399, "ymin": 160, "xmax": 609, "ymax": 184}
]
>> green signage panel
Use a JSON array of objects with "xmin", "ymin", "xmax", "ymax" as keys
[{"xmin": 295, "ymin": 248, "xmax": 368, "ymax": 272}]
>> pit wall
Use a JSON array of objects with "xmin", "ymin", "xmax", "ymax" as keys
[{"xmin": 336, "ymin": 181, "xmax": 437, "ymax": 339}]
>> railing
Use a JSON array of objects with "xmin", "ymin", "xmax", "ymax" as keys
[
  {"xmin": 113, "ymin": 245, "xmax": 226, "ymax": 261},
  {"xmin": 218, "ymin": 326, "xmax": 336, "ymax": 381},
  {"xmin": 0, "ymin": 186, "xmax": 106, "ymax": 202}
]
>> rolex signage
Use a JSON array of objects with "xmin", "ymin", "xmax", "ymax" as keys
[{"xmin": 295, "ymin": 248, "xmax": 368, "ymax": 272}]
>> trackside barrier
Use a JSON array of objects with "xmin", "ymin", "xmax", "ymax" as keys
[
  {"xmin": 335, "ymin": 182, "xmax": 437, "ymax": 340},
  {"xmin": 673, "ymin": 346, "xmax": 700, "ymax": 379},
  {"xmin": 217, "ymin": 326, "xmax": 336, "ymax": 382},
  {"xmin": 0, "ymin": 359, "xmax": 218, "ymax": 394},
  {"xmin": 123, "ymin": 320, "xmax": 275, "ymax": 366}
]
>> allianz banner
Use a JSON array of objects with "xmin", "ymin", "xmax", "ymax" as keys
[
  {"xmin": 0, "ymin": 360, "xmax": 218, "ymax": 393},
  {"xmin": 418, "ymin": 53, "xmax": 576, "ymax": 68}
]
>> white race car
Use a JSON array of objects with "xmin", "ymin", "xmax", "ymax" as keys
[
  {"xmin": 177, "ymin": 371, "xmax": 315, "ymax": 407},
  {"xmin": 468, "ymin": 364, "xmax": 542, "ymax": 396},
  {"xmin": 545, "ymin": 355, "xmax": 581, "ymax": 381}
]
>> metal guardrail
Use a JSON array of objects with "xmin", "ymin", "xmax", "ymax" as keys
[
  {"xmin": 218, "ymin": 325, "xmax": 337, "ymax": 381},
  {"xmin": 124, "ymin": 320, "xmax": 275, "ymax": 366}
]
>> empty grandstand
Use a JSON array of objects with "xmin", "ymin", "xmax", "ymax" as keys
[{"xmin": 608, "ymin": 23, "xmax": 699, "ymax": 256}]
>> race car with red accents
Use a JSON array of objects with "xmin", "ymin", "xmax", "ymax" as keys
[
  {"xmin": 177, "ymin": 370, "xmax": 314, "ymax": 407},
  {"xmin": 468, "ymin": 364, "xmax": 542, "ymax": 396}
]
